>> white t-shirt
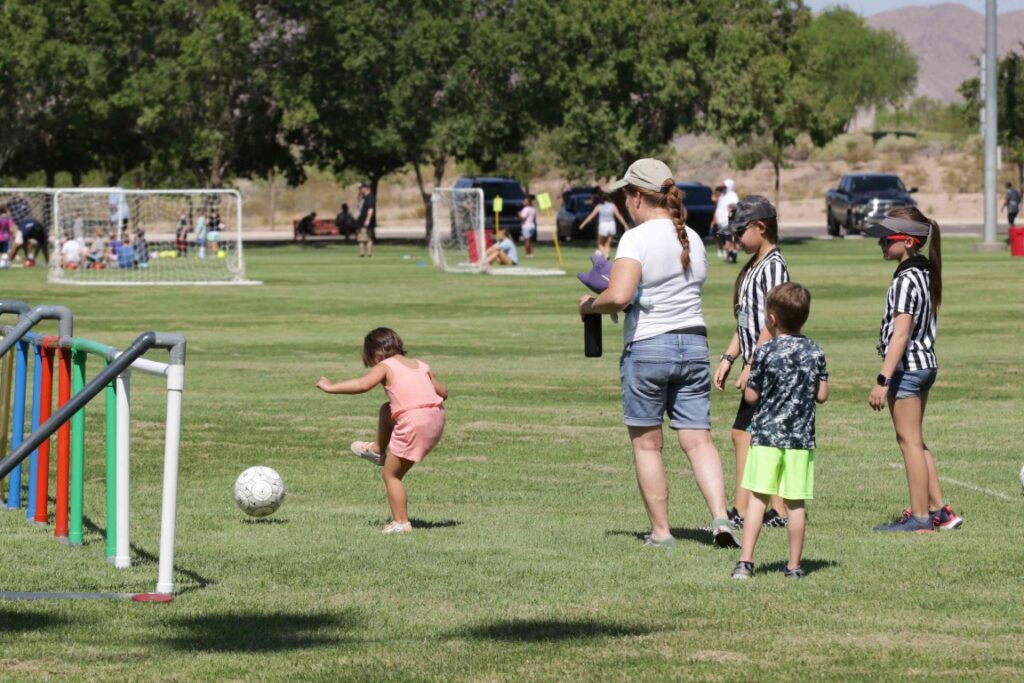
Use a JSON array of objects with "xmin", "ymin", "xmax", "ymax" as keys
[
  {"xmin": 614, "ymin": 218, "xmax": 708, "ymax": 344},
  {"xmin": 714, "ymin": 190, "xmax": 738, "ymax": 228},
  {"xmin": 61, "ymin": 239, "xmax": 83, "ymax": 265},
  {"xmin": 597, "ymin": 202, "xmax": 617, "ymax": 224}
]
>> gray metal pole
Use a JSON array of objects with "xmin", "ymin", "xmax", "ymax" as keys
[{"xmin": 982, "ymin": 0, "xmax": 999, "ymax": 247}]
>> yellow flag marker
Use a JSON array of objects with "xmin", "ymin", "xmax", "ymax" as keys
[
  {"xmin": 535, "ymin": 192, "xmax": 563, "ymax": 267},
  {"xmin": 492, "ymin": 196, "xmax": 503, "ymax": 238}
]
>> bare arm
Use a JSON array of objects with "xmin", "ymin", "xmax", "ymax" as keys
[
  {"xmin": 613, "ymin": 205, "xmax": 627, "ymax": 227},
  {"xmin": 579, "ymin": 257, "xmax": 640, "ymax": 315},
  {"xmin": 429, "ymin": 371, "xmax": 448, "ymax": 400},
  {"xmin": 316, "ymin": 364, "xmax": 387, "ymax": 394},
  {"xmin": 869, "ymin": 313, "xmax": 912, "ymax": 410},
  {"xmin": 743, "ymin": 385, "xmax": 760, "ymax": 405},
  {"xmin": 713, "ymin": 331, "xmax": 742, "ymax": 390},
  {"xmin": 816, "ymin": 378, "xmax": 829, "ymax": 403},
  {"xmin": 578, "ymin": 205, "xmax": 601, "ymax": 230}
]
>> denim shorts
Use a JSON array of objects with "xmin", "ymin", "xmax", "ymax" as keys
[
  {"xmin": 619, "ymin": 333, "xmax": 712, "ymax": 430},
  {"xmin": 888, "ymin": 367, "xmax": 937, "ymax": 400}
]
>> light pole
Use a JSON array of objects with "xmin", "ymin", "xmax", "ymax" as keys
[{"xmin": 980, "ymin": 0, "xmax": 1001, "ymax": 250}]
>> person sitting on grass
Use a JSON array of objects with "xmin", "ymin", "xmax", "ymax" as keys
[
  {"xmin": 732, "ymin": 282, "xmax": 828, "ymax": 580},
  {"xmin": 486, "ymin": 229, "xmax": 519, "ymax": 266},
  {"xmin": 316, "ymin": 328, "xmax": 447, "ymax": 534},
  {"xmin": 60, "ymin": 232, "xmax": 84, "ymax": 270}
]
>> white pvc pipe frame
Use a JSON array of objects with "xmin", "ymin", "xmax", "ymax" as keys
[
  {"xmin": 110, "ymin": 352, "xmax": 184, "ymax": 595},
  {"xmin": 49, "ymin": 187, "xmax": 246, "ymax": 282}
]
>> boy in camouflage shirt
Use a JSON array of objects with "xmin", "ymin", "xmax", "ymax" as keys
[{"xmin": 732, "ymin": 283, "xmax": 828, "ymax": 580}]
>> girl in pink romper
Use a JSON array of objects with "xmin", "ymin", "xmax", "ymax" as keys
[{"xmin": 316, "ymin": 328, "xmax": 447, "ymax": 534}]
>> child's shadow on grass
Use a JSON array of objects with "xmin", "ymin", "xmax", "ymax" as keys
[
  {"xmin": 606, "ymin": 528, "xmax": 719, "ymax": 547},
  {"xmin": 455, "ymin": 618, "xmax": 652, "ymax": 642},
  {"xmin": 368, "ymin": 518, "xmax": 462, "ymax": 530},
  {"xmin": 759, "ymin": 558, "xmax": 840, "ymax": 576}
]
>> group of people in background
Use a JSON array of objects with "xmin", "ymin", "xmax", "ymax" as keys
[
  {"xmin": 298, "ymin": 183, "xmax": 377, "ymax": 257},
  {"xmin": 577, "ymin": 157, "xmax": 961, "ymax": 582},
  {"xmin": 0, "ymin": 197, "xmax": 49, "ymax": 268}
]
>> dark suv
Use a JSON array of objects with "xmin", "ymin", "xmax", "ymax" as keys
[
  {"xmin": 675, "ymin": 182, "xmax": 714, "ymax": 238},
  {"xmin": 454, "ymin": 176, "xmax": 527, "ymax": 238},
  {"xmin": 556, "ymin": 186, "xmax": 600, "ymax": 241}
]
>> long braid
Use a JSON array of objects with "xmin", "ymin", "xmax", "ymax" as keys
[{"xmin": 662, "ymin": 181, "xmax": 690, "ymax": 272}]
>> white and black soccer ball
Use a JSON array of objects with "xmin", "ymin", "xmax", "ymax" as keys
[{"xmin": 234, "ymin": 466, "xmax": 285, "ymax": 517}]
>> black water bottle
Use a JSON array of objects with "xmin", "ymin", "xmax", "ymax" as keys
[{"xmin": 583, "ymin": 314, "xmax": 602, "ymax": 358}]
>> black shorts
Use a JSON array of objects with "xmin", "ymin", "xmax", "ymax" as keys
[
  {"xmin": 732, "ymin": 394, "xmax": 756, "ymax": 431},
  {"xmin": 1009, "ymin": 210, "xmax": 1018, "ymax": 225},
  {"xmin": 24, "ymin": 227, "xmax": 47, "ymax": 244}
]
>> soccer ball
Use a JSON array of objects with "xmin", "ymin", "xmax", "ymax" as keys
[{"xmin": 234, "ymin": 466, "xmax": 285, "ymax": 517}]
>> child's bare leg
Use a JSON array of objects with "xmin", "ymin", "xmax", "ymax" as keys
[
  {"xmin": 677, "ymin": 428, "xmax": 729, "ymax": 520},
  {"xmin": 739, "ymin": 492, "xmax": 769, "ymax": 563},
  {"xmin": 732, "ymin": 428, "xmax": 751, "ymax": 512},
  {"xmin": 889, "ymin": 396, "xmax": 930, "ymax": 517},
  {"xmin": 375, "ymin": 402, "xmax": 395, "ymax": 456},
  {"xmin": 784, "ymin": 499, "xmax": 805, "ymax": 569},
  {"xmin": 919, "ymin": 394, "xmax": 945, "ymax": 510},
  {"xmin": 383, "ymin": 455, "xmax": 415, "ymax": 523},
  {"xmin": 629, "ymin": 426, "xmax": 670, "ymax": 539}
]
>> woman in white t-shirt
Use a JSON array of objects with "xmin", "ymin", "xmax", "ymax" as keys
[
  {"xmin": 578, "ymin": 158, "xmax": 737, "ymax": 549},
  {"xmin": 579, "ymin": 192, "xmax": 627, "ymax": 258}
]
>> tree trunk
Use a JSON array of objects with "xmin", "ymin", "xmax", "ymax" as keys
[
  {"xmin": 1018, "ymin": 161, "xmax": 1023, "ymax": 189},
  {"xmin": 413, "ymin": 161, "xmax": 432, "ymax": 240},
  {"xmin": 773, "ymin": 159, "xmax": 781, "ymax": 208},
  {"xmin": 45, "ymin": 168, "xmax": 56, "ymax": 188}
]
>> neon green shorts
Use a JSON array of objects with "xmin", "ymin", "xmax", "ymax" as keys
[{"xmin": 741, "ymin": 445, "xmax": 814, "ymax": 500}]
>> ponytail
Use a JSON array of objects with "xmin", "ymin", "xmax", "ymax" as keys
[
  {"xmin": 628, "ymin": 180, "xmax": 690, "ymax": 272},
  {"xmin": 887, "ymin": 206, "xmax": 942, "ymax": 314},
  {"xmin": 663, "ymin": 181, "xmax": 690, "ymax": 272},
  {"xmin": 927, "ymin": 218, "xmax": 942, "ymax": 313}
]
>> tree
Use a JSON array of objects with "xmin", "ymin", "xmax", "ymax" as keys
[
  {"xmin": 960, "ymin": 49, "xmax": 1024, "ymax": 187},
  {"xmin": 706, "ymin": 5, "xmax": 917, "ymax": 203}
]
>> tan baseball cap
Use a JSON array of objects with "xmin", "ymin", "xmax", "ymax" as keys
[{"xmin": 608, "ymin": 158, "xmax": 674, "ymax": 193}]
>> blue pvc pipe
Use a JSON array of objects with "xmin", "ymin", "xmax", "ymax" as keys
[{"xmin": 7, "ymin": 340, "xmax": 29, "ymax": 509}]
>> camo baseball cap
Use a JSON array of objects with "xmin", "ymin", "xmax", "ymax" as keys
[
  {"xmin": 727, "ymin": 195, "xmax": 777, "ymax": 232},
  {"xmin": 608, "ymin": 158, "xmax": 674, "ymax": 193}
]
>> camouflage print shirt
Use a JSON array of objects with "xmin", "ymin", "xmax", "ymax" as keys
[{"xmin": 747, "ymin": 335, "xmax": 828, "ymax": 450}]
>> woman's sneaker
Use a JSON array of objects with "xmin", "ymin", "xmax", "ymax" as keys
[
  {"xmin": 712, "ymin": 518, "xmax": 741, "ymax": 548},
  {"xmin": 935, "ymin": 504, "xmax": 964, "ymax": 530},
  {"xmin": 642, "ymin": 533, "xmax": 677, "ymax": 549},
  {"xmin": 382, "ymin": 521, "xmax": 412, "ymax": 534},
  {"xmin": 873, "ymin": 511, "xmax": 935, "ymax": 533},
  {"xmin": 732, "ymin": 561, "xmax": 754, "ymax": 580}
]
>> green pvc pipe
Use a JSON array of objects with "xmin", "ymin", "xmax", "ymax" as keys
[
  {"xmin": 69, "ymin": 349, "xmax": 86, "ymax": 545},
  {"xmin": 69, "ymin": 338, "xmax": 117, "ymax": 555}
]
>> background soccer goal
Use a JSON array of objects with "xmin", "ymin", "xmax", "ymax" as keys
[
  {"xmin": 50, "ymin": 189, "xmax": 259, "ymax": 285},
  {"xmin": 430, "ymin": 187, "xmax": 488, "ymax": 273}
]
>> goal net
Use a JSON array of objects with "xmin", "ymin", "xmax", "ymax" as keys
[
  {"xmin": 49, "ymin": 189, "xmax": 258, "ymax": 285},
  {"xmin": 430, "ymin": 188, "xmax": 488, "ymax": 273}
]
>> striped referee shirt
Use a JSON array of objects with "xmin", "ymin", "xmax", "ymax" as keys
[
  {"xmin": 878, "ymin": 255, "xmax": 937, "ymax": 371},
  {"xmin": 737, "ymin": 249, "xmax": 789, "ymax": 362}
]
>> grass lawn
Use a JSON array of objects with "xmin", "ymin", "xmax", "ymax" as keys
[{"xmin": 0, "ymin": 237, "xmax": 1021, "ymax": 681}]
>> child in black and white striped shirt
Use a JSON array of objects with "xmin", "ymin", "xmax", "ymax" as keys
[
  {"xmin": 864, "ymin": 207, "xmax": 963, "ymax": 533},
  {"xmin": 714, "ymin": 196, "xmax": 789, "ymax": 529}
]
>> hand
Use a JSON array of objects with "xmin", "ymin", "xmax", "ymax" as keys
[
  {"xmin": 578, "ymin": 295, "xmax": 595, "ymax": 321},
  {"xmin": 869, "ymin": 384, "xmax": 888, "ymax": 411},
  {"xmin": 735, "ymin": 364, "xmax": 751, "ymax": 391},
  {"xmin": 315, "ymin": 377, "xmax": 331, "ymax": 392},
  {"xmin": 713, "ymin": 359, "xmax": 732, "ymax": 390}
]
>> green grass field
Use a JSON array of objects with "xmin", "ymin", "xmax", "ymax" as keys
[{"xmin": 0, "ymin": 237, "xmax": 1021, "ymax": 681}]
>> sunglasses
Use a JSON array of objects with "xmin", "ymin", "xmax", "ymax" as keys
[{"xmin": 878, "ymin": 234, "xmax": 922, "ymax": 247}]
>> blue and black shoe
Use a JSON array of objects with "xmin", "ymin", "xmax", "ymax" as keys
[{"xmin": 872, "ymin": 510, "xmax": 936, "ymax": 533}]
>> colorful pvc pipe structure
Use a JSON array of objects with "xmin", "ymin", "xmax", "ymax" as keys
[{"xmin": 0, "ymin": 303, "xmax": 187, "ymax": 596}]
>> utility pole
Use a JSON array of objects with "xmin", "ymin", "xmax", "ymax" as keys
[{"xmin": 980, "ymin": 0, "xmax": 1001, "ymax": 250}]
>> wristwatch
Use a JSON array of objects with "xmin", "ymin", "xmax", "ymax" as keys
[
  {"xmin": 720, "ymin": 353, "xmax": 735, "ymax": 363},
  {"xmin": 876, "ymin": 374, "xmax": 891, "ymax": 387}
]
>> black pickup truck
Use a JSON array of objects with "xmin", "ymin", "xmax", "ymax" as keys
[{"xmin": 824, "ymin": 173, "xmax": 918, "ymax": 236}]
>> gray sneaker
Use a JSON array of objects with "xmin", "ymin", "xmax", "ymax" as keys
[
  {"xmin": 783, "ymin": 566, "xmax": 806, "ymax": 579},
  {"xmin": 732, "ymin": 561, "xmax": 754, "ymax": 580},
  {"xmin": 873, "ymin": 512, "xmax": 935, "ymax": 533},
  {"xmin": 712, "ymin": 518, "xmax": 741, "ymax": 548},
  {"xmin": 642, "ymin": 533, "xmax": 677, "ymax": 549}
]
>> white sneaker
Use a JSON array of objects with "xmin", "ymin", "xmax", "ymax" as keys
[
  {"xmin": 382, "ymin": 521, "xmax": 412, "ymax": 534},
  {"xmin": 349, "ymin": 441, "xmax": 382, "ymax": 465}
]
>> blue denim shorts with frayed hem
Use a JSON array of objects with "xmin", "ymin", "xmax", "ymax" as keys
[
  {"xmin": 620, "ymin": 333, "xmax": 712, "ymax": 430},
  {"xmin": 888, "ymin": 367, "xmax": 937, "ymax": 400}
]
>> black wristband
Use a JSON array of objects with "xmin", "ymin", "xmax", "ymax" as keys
[{"xmin": 720, "ymin": 353, "xmax": 735, "ymax": 363}]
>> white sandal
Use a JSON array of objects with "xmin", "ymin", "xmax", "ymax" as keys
[{"xmin": 382, "ymin": 521, "xmax": 412, "ymax": 534}]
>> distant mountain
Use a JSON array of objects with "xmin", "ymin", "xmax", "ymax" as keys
[{"xmin": 867, "ymin": 3, "xmax": 1024, "ymax": 102}]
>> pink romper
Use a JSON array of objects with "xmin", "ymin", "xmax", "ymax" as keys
[{"xmin": 381, "ymin": 357, "xmax": 445, "ymax": 462}]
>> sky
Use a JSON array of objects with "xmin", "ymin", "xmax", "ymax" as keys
[{"xmin": 805, "ymin": 0, "xmax": 1024, "ymax": 14}]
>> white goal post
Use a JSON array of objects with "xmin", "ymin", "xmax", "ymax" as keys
[
  {"xmin": 49, "ymin": 188, "xmax": 259, "ymax": 285},
  {"xmin": 430, "ymin": 187, "xmax": 488, "ymax": 273}
]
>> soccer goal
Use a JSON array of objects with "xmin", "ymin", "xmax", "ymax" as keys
[
  {"xmin": 49, "ymin": 189, "xmax": 259, "ymax": 285},
  {"xmin": 430, "ymin": 187, "xmax": 488, "ymax": 273}
]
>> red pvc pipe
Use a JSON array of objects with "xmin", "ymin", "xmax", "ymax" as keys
[
  {"xmin": 53, "ymin": 341, "xmax": 72, "ymax": 539},
  {"xmin": 33, "ymin": 347, "xmax": 55, "ymax": 525}
]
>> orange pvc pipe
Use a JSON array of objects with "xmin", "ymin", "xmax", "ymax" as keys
[
  {"xmin": 33, "ymin": 348, "xmax": 55, "ymax": 525},
  {"xmin": 53, "ymin": 342, "xmax": 71, "ymax": 539}
]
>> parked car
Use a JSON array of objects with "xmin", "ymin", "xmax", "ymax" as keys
[
  {"xmin": 556, "ymin": 186, "xmax": 600, "ymax": 241},
  {"xmin": 825, "ymin": 173, "xmax": 918, "ymax": 236},
  {"xmin": 454, "ymin": 176, "xmax": 527, "ymax": 238},
  {"xmin": 675, "ymin": 181, "xmax": 714, "ymax": 238}
]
